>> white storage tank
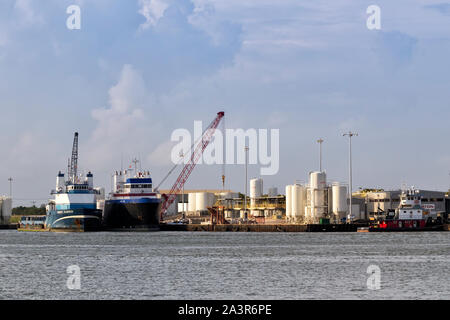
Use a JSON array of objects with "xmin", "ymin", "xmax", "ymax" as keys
[
  {"xmin": 292, "ymin": 185, "xmax": 306, "ymax": 222},
  {"xmin": 332, "ymin": 183, "xmax": 348, "ymax": 220},
  {"xmin": 250, "ymin": 178, "xmax": 263, "ymax": 208},
  {"xmin": 195, "ymin": 192, "xmax": 214, "ymax": 212},
  {"xmin": 188, "ymin": 193, "xmax": 197, "ymax": 212},
  {"xmin": 309, "ymin": 171, "xmax": 327, "ymax": 220},
  {"xmin": 0, "ymin": 197, "xmax": 12, "ymax": 224},
  {"xmin": 285, "ymin": 185, "xmax": 292, "ymax": 218},
  {"xmin": 310, "ymin": 171, "xmax": 327, "ymax": 190}
]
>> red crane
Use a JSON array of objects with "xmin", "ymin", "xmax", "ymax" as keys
[{"xmin": 159, "ymin": 111, "xmax": 225, "ymax": 220}]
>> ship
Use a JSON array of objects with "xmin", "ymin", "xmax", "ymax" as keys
[
  {"xmin": 102, "ymin": 159, "xmax": 161, "ymax": 231},
  {"xmin": 18, "ymin": 132, "xmax": 103, "ymax": 232},
  {"xmin": 369, "ymin": 187, "xmax": 443, "ymax": 232},
  {"xmin": 44, "ymin": 133, "xmax": 103, "ymax": 232}
]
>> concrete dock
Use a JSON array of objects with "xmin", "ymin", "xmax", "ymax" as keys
[{"xmin": 160, "ymin": 223, "xmax": 364, "ymax": 232}]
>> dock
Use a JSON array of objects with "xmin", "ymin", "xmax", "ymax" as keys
[{"xmin": 160, "ymin": 223, "xmax": 364, "ymax": 232}]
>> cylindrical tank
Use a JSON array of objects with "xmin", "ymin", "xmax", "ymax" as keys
[
  {"xmin": 188, "ymin": 193, "xmax": 197, "ymax": 212},
  {"xmin": 195, "ymin": 192, "xmax": 214, "ymax": 211},
  {"xmin": 293, "ymin": 185, "xmax": 306, "ymax": 221},
  {"xmin": 268, "ymin": 187, "xmax": 278, "ymax": 197},
  {"xmin": 310, "ymin": 171, "xmax": 326, "ymax": 190},
  {"xmin": 250, "ymin": 178, "xmax": 263, "ymax": 208},
  {"xmin": 309, "ymin": 171, "xmax": 327, "ymax": 220},
  {"xmin": 0, "ymin": 197, "xmax": 12, "ymax": 224},
  {"xmin": 285, "ymin": 185, "xmax": 292, "ymax": 218},
  {"xmin": 332, "ymin": 183, "xmax": 348, "ymax": 220}
]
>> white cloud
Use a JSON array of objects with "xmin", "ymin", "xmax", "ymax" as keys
[
  {"xmin": 138, "ymin": 0, "xmax": 169, "ymax": 30},
  {"xmin": 87, "ymin": 64, "xmax": 150, "ymax": 167},
  {"xmin": 14, "ymin": 0, "xmax": 43, "ymax": 27},
  {"xmin": 147, "ymin": 140, "xmax": 177, "ymax": 166}
]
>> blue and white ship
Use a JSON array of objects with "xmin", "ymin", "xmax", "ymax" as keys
[
  {"xmin": 102, "ymin": 159, "xmax": 161, "ymax": 230},
  {"xmin": 44, "ymin": 133, "xmax": 103, "ymax": 232}
]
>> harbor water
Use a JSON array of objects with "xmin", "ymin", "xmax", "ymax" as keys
[{"xmin": 0, "ymin": 231, "xmax": 449, "ymax": 299}]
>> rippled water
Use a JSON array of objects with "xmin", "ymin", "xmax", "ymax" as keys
[{"xmin": 0, "ymin": 230, "xmax": 449, "ymax": 299}]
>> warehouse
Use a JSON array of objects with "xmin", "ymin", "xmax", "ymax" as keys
[{"xmin": 355, "ymin": 189, "xmax": 447, "ymax": 219}]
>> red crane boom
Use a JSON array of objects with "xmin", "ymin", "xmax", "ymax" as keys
[{"xmin": 160, "ymin": 111, "xmax": 225, "ymax": 220}]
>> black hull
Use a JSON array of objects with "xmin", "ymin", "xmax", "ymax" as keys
[{"xmin": 103, "ymin": 201, "xmax": 161, "ymax": 229}]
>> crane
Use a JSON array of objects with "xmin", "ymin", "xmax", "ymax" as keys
[
  {"xmin": 159, "ymin": 111, "xmax": 225, "ymax": 220},
  {"xmin": 68, "ymin": 132, "xmax": 79, "ymax": 183}
]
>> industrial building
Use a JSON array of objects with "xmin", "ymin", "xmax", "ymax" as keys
[
  {"xmin": 353, "ymin": 189, "xmax": 448, "ymax": 220},
  {"xmin": 0, "ymin": 196, "xmax": 12, "ymax": 225}
]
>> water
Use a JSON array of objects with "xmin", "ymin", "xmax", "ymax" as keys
[{"xmin": 0, "ymin": 230, "xmax": 449, "ymax": 300}]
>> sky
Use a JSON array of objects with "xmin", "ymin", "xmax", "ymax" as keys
[{"xmin": 1, "ymin": 0, "xmax": 450, "ymax": 206}]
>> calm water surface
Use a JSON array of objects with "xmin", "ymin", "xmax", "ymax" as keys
[{"xmin": 0, "ymin": 231, "xmax": 449, "ymax": 299}]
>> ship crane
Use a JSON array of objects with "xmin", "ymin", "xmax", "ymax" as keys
[
  {"xmin": 158, "ymin": 111, "xmax": 225, "ymax": 220},
  {"xmin": 68, "ymin": 132, "xmax": 79, "ymax": 184}
]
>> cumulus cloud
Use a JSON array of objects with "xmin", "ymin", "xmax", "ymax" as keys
[
  {"xmin": 147, "ymin": 140, "xmax": 177, "ymax": 166},
  {"xmin": 87, "ymin": 64, "xmax": 150, "ymax": 167},
  {"xmin": 138, "ymin": 0, "xmax": 169, "ymax": 29}
]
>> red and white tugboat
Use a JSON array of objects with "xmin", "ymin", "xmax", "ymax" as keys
[{"xmin": 370, "ymin": 187, "xmax": 431, "ymax": 232}]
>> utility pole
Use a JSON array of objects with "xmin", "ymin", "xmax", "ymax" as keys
[
  {"xmin": 317, "ymin": 138, "xmax": 324, "ymax": 172},
  {"xmin": 8, "ymin": 177, "xmax": 13, "ymax": 198},
  {"xmin": 343, "ymin": 131, "xmax": 358, "ymax": 223},
  {"xmin": 244, "ymin": 146, "xmax": 249, "ymax": 221}
]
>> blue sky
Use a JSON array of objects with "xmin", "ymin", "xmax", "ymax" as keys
[{"xmin": 1, "ymin": 0, "xmax": 450, "ymax": 206}]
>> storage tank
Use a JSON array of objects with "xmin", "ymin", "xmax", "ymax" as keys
[
  {"xmin": 188, "ymin": 193, "xmax": 197, "ymax": 212},
  {"xmin": 195, "ymin": 192, "xmax": 214, "ymax": 212},
  {"xmin": 310, "ymin": 171, "xmax": 327, "ymax": 190},
  {"xmin": 292, "ymin": 185, "xmax": 306, "ymax": 222},
  {"xmin": 332, "ymin": 183, "xmax": 348, "ymax": 221},
  {"xmin": 250, "ymin": 178, "xmax": 263, "ymax": 208},
  {"xmin": 0, "ymin": 197, "xmax": 12, "ymax": 224},
  {"xmin": 285, "ymin": 185, "xmax": 292, "ymax": 218},
  {"xmin": 309, "ymin": 171, "xmax": 327, "ymax": 220},
  {"xmin": 268, "ymin": 187, "xmax": 278, "ymax": 197}
]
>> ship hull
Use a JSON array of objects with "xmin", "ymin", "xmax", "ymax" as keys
[
  {"xmin": 45, "ymin": 208, "xmax": 102, "ymax": 232},
  {"xmin": 103, "ymin": 198, "xmax": 161, "ymax": 230}
]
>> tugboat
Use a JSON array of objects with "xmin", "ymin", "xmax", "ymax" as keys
[
  {"xmin": 44, "ymin": 132, "xmax": 103, "ymax": 232},
  {"xmin": 102, "ymin": 159, "xmax": 161, "ymax": 231},
  {"xmin": 369, "ymin": 187, "xmax": 441, "ymax": 232}
]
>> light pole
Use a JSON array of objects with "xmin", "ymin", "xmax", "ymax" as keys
[
  {"xmin": 8, "ymin": 177, "xmax": 13, "ymax": 198},
  {"xmin": 180, "ymin": 150, "xmax": 185, "ymax": 220},
  {"xmin": 343, "ymin": 132, "xmax": 358, "ymax": 223},
  {"xmin": 317, "ymin": 138, "xmax": 324, "ymax": 172},
  {"xmin": 244, "ymin": 146, "xmax": 249, "ymax": 221}
]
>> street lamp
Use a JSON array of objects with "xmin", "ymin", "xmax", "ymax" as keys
[
  {"xmin": 8, "ymin": 177, "xmax": 13, "ymax": 198},
  {"xmin": 244, "ymin": 146, "xmax": 249, "ymax": 221},
  {"xmin": 317, "ymin": 138, "xmax": 324, "ymax": 172},
  {"xmin": 343, "ymin": 132, "xmax": 358, "ymax": 223},
  {"xmin": 180, "ymin": 150, "xmax": 185, "ymax": 220}
]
